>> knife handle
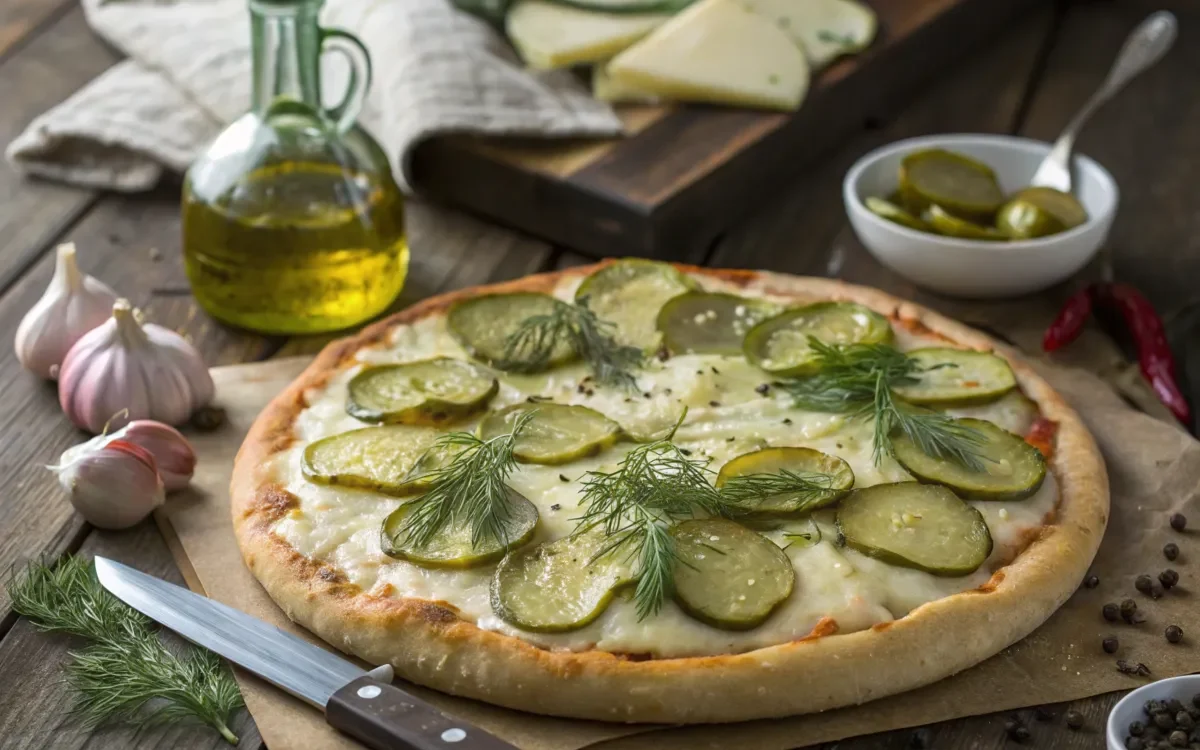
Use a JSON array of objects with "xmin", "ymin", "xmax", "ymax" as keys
[{"xmin": 327, "ymin": 676, "xmax": 521, "ymax": 750}]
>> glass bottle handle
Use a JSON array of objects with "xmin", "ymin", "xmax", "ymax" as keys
[{"xmin": 320, "ymin": 28, "xmax": 372, "ymax": 133}]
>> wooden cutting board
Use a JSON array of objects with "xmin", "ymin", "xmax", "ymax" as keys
[{"xmin": 410, "ymin": 0, "xmax": 1039, "ymax": 261}]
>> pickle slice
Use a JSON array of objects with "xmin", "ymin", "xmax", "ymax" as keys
[
  {"xmin": 892, "ymin": 348, "xmax": 1017, "ymax": 406},
  {"xmin": 1012, "ymin": 187, "xmax": 1087, "ymax": 230},
  {"xmin": 381, "ymin": 489, "xmax": 539, "ymax": 568},
  {"xmin": 347, "ymin": 358, "xmax": 498, "ymax": 425},
  {"xmin": 302, "ymin": 426, "xmax": 443, "ymax": 496},
  {"xmin": 655, "ymin": 291, "xmax": 778, "ymax": 355},
  {"xmin": 892, "ymin": 417, "xmax": 1046, "ymax": 501},
  {"xmin": 715, "ymin": 447, "xmax": 854, "ymax": 516},
  {"xmin": 996, "ymin": 199, "xmax": 1065, "ymax": 240},
  {"xmin": 945, "ymin": 389, "xmax": 1037, "ymax": 436},
  {"xmin": 446, "ymin": 292, "xmax": 576, "ymax": 371},
  {"xmin": 837, "ymin": 483, "xmax": 992, "ymax": 576},
  {"xmin": 491, "ymin": 531, "xmax": 636, "ymax": 632},
  {"xmin": 899, "ymin": 149, "xmax": 1004, "ymax": 220},
  {"xmin": 743, "ymin": 302, "xmax": 893, "ymax": 376},
  {"xmin": 865, "ymin": 196, "xmax": 930, "ymax": 232},
  {"xmin": 477, "ymin": 403, "xmax": 621, "ymax": 464},
  {"xmin": 924, "ymin": 205, "xmax": 1007, "ymax": 241},
  {"xmin": 575, "ymin": 260, "xmax": 699, "ymax": 350},
  {"xmin": 672, "ymin": 519, "xmax": 794, "ymax": 630}
]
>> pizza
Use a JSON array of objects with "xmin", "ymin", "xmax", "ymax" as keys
[{"xmin": 232, "ymin": 260, "xmax": 1108, "ymax": 724}]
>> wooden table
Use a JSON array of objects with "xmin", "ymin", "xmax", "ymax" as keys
[{"xmin": 2, "ymin": 1, "xmax": 1197, "ymax": 747}]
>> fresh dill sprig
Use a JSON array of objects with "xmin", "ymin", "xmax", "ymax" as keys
[
  {"xmin": 500, "ymin": 296, "xmax": 644, "ymax": 391},
  {"xmin": 572, "ymin": 439, "xmax": 732, "ymax": 620},
  {"xmin": 718, "ymin": 469, "xmax": 837, "ymax": 512},
  {"xmin": 779, "ymin": 338, "xmax": 986, "ymax": 470},
  {"xmin": 9, "ymin": 556, "xmax": 242, "ymax": 744},
  {"xmin": 396, "ymin": 411, "xmax": 534, "ymax": 550}
]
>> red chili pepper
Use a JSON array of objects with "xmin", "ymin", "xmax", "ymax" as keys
[
  {"xmin": 1096, "ymin": 283, "xmax": 1191, "ymax": 424},
  {"xmin": 1042, "ymin": 287, "xmax": 1094, "ymax": 352}
]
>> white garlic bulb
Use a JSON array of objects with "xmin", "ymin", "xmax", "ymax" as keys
[
  {"xmin": 14, "ymin": 243, "xmax": 118, "ymax": 379},
  {"xmin": 58, "ymin": 299, "xmax": 215, "ymax": 434},
  {"xmin": 50, "ymin": 438, "xmax": 165, "ymax": 529},
  {"xmin": 62, "ymin": 420, "xmax": 197, "ymax": 491}
]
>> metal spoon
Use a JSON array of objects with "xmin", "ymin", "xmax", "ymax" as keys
[{"xmin": 1030, "ymin": 10, "xmax": 1177, "ymax": 192}]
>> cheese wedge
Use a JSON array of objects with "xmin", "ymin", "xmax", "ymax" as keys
[
  {"xmin": 592, "ymin": 64, "xmax": 660, "ymax": 103},
  {"xmin": 607, "ymin": 0, "xmax": 809, "ymax": 111},
  {"xmin": 740, "ymin": 0, "xmax": 877, "ymax": 69},
  {"xmin": 506, "ymin": 1, "xmax": 669, "ymax": 70}
]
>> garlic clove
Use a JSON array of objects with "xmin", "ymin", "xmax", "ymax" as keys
[
  {"xmin": 58, "ymin": 299, "xmax": 215, "ymax": 434},
  {"xmin": 15, "ymin": 243, "xmax": 118, "ymax": 380},
  {"xmin": 115, "ymin": 420, "xmax": 196, "ymax": 491},
  {"xmin": 50, "ymin": 438, "xmax": 165, "ymax": 530}
]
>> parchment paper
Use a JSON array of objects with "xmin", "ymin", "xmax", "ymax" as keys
[{"xmin": 159, "ymin": 353, "xmax": 1200, "ymax": 750}]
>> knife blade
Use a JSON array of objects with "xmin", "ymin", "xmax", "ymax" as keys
[{"xmin": 95, "ymin": 557, "xmax": 519, "ymax": 750}]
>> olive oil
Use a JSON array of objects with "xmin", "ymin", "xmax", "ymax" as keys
[{"xmin": 183, "ymin": 161, "xmax": 408, "ymax": 334}]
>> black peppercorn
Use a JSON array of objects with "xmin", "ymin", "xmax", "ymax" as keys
[
  {"xmin": 1177, "ymin": 712, "xmax": 1195, "ymax": 730},
  {"xmin": 1034, "ymin": 705, "xmax": 1055, "ymax": 722},
  {"xmin": 1085, "ymin": 574, "xmax": 1100, "ymax": 588},
  {"xmin": 907, "ymin": 727, "xmax": 930, "ymax": 749},
  {"xmin": 1156, "ymin": 713, "xmax": 1177, "ymax": 731},
  {"xmin": 755, "ymin": 383, "xmax": 770, "ymax": 395},
  {"xmin": 1104, "ymin": 636, "xmax": 1120, "ymax": 654},
  {"xmin": 1137, "ymin": 574, "xmax": 1156, "ymax": 595},
  {"xmin": 1148, "ymin": 700, "xmax": 1166, "ymax": 716},
  {"xmin": 1164, "ymin": 543, "xmax": 1180, "ymax": 561},
  {"xmin": 1171, "ymin": 513, "xmax": 1188, "ymax": 532},
  {"xmin": 1122, "ymin": 599, "xmax": 1140, "ymax": 623},
  {"xmin": 1167, "ymin": 625, "xmax": 1185, "ymax": 644},
  {"xmin": 1105, "ymin": 602, "xmax": 1122, "ymax": 622},
  {"xmin": 1131, "ymin": 720, "xmax": 1147, "ymax": 736},
  {"xmin": 1066, "ymin": 710, "xmax": 1084, "ymax": 730},
  {"xmin": 1193, "ymin": 694, "xmax": 1200, "ymax": 710},
  {"xmin": 1160, "ymin": 569, "xmax": 1180, "ymax": 590},
  {"xmin": 1165, "ymin": 699, "xmax": 1184, "ymax": 714},
  {"xmin": 1170, "ymin": 729, "xmax": 1188, "ymax": 747},
  {"xmin": 1126, "ymin": 738, "xmax": 1144, "ymax": 750},
  {"xmin": 1013, "ymin": 725, "xmax": 1030, "ymax": 743}
]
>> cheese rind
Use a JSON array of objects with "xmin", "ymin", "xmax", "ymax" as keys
[
  {"xmin": 506, "ymin": 1, "xmax": 669, "ymax": 69},
  {"xmin": 607, "ymin": 0, "xmax": 810, "ymax": 111}
]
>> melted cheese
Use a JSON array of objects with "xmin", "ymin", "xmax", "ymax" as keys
[{"xmin": 275, "ymin": 275, "xmax": 1058, "ymax": 658}]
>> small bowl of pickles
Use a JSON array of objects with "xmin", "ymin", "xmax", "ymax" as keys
[{"xmin": 844, "ymin": 134, "xmax": 1118, "ymax": 298}]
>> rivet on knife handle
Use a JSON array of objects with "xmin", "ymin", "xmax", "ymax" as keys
[{"xmin": 326, "ymin": 676, "xmax": 521, "ymax": 750}]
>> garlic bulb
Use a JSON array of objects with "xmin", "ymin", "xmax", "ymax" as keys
[
  {"xmin": 15, "ymin": 243, "xmax": 118, "ymax": 379},
  {"xmin": 62, "ymin": 420, "xmax": 196, "ymax": 491},
  {"xmin": 50, "ymin": 438, "xmax": 165, "ymax": 529},
  {"xmin": 59, "ymin": 299, "xmax": 215, "ymax": 434}
]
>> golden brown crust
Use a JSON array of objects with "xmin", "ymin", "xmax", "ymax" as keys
[{"xmin": 231, "ymin": 262, "xmax": 1108, "ymax": 724}]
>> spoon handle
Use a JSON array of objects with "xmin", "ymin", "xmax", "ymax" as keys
[{"xmin": 1044, "ymin": 11, "xmax": 1177, "ymax": 174}]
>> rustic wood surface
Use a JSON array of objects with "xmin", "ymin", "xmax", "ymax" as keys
[{"xmin": 0, "ymin": 0, "xmax": 1196, "ymax": 748}]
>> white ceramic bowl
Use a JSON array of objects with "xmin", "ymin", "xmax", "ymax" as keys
[
  {"xmin": 843, "ymin": 134, "xmax": 1119, "ymax": 298},
  {"xmin": 1107, "ymin": 674, "xmax": 1200, "ymax": 749}
]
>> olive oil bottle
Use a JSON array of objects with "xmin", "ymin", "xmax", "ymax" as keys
[{"xmin": 183, "ymin": 0, "xmax": 407, "ymax": 335}]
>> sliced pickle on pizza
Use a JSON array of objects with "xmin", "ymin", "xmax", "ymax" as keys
[
  {"xmin": 945, "ymin": 389, "xmax": 1037, "ymax": 436},
  {"xmin": 655, "ymin": 291, "xmax": 779, "ymax": 355},
  {"xmin": 891, "ymin": 348, "xmax": 1016, "ymax": 406},
  {"xmin": 301, "ymin": 425, "xmax": 443, "ymax": 496},
  {"xmin": 672, "ymin": 519, "xmax": 795, "ymax": 631},
  {"xmin": 491, "ymin": 531, "xmax": 636, "ymax": 633},
  {"xmin": 446, "ymin": 292, "xmax": 576, "ymax": 371},
  {"xmin": 891, "ymin": 417, "xmax": 1046, "ymax": 501},
  {"xmin": 836, "ymin": 483, "xmax": 992, "ymax": 576},
  {"xmin": 347, "ymin": 357, "xmax": 498, "ymax": 425},
  {"xmin": 574, "ymin": 259, "xmax": 699, "ymax": 351},
  {"xmin": 715, "ymin": 447, "xmax": 854, "ymax": 516},
  {"xmin": 381, "ymin": 489, "xmax": 538, "ymax": 569},
  {"xmin": 477, "ymin": 403, "xmax": 621, "ymax": 464},
  {"xmin": 743, "ymin": 302, "xmax": 893, "ymax": 376}
]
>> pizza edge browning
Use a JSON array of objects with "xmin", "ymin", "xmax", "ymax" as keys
[{"xmin": 230, "ymin": 263, "xmax": 1109, "ymax": 724}]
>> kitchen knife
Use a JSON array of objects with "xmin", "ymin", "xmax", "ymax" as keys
[{"xmin": 94, "ymin": 557, "xmax": 520, "ymax": 750}]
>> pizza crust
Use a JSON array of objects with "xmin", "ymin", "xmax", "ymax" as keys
[{"xmin": 231, "ymin": 263, "xmax": 1108, "ymax": 723}]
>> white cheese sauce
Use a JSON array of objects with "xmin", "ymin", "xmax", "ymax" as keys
[{"xmin": 274, "ymin": 275, "xmax": 1058, "ymax": 657}]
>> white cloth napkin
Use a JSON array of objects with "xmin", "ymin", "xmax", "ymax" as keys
[{"xmin": 6, "ymin": 0, "xmax": 622, "ymax": 192}]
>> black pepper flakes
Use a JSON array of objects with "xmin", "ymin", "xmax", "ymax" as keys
[
  {"xmin": 1121, "ymin": 599, "xmax": 1140, "ymax": 623},
  {"xmin": 782, "ymin": 418, "xmax": 793, "ymax": 425},
  {"xmin": 559, "ymin": 474, "xmax": 570, "ymax": 483},
  {"xmin": 1118, "ymin": 660, "xmax": 1153, "ymax": 677},
  {"xmin": 549, "ymin": 503, "xmax": 561, "ymax": 511},
  {"xmin": 755, "ymin": 383, "xmax": 771, "ymax": 395},
  {"xmin": 585, "ymin": 389, "xmax": 594, "ymax": 397},
  {"xmin": 680, "ymin": 448, "xmax": 692, "ymax": 456},
  {"xmin": 709, "ymin": 400, "xmax": 721, "ymax": 407},
  {"xmin": 1103, "ymin": 602, "xmax": 1121, "ymax": 622},
  {"xmin": 1166, "ymin": 625, "xmax": 1185, "ymax": 644},
  {"xmin": 577, "ymin": 384, "xmax": 587, "ymax": 394},
  {"xmin": 725, "ymin": 437, "xmax": 736, "ymax": 442},
  {"xmin": 1164, "ymin": 543, "xmax": 1180, "ymax": 561},
  {"xmin": 1170, "ymin": 513, "xmax": 1188, "ymax": 532},
  {"xmin": 643, "ymin": 392, "xmax": 652, "ymax": 399},
  {"xmin": 1137, "ymin": 574, "xmax": 1156, "ymax": 596},
  {"xmin": 1084, "ymin": 574, "xmax": 1100, "ymax": 589},
  {"xmin": 1103, "ymin": 636, "xmax": 1120, "ymax": 654},
  {"xmin": 656, "ymin": 348, "xmax": 670, "ymax": 362},
  {"xmin": 710, "ymin": 366, "xmax": 720, "ymax": 374},
  {"xmin": 1160, "ymin": 569, "xmax": 1180, "ymax": 590},
  {"xmin": 1066, "ymin": 710, "xmax": 1084, "ymax": 730}
]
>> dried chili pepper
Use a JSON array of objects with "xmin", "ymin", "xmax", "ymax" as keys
[
  {"xmin": 1097, "ymin": 283, "xmax": 1191, "ymax": 424},
  {"xmin": 1042, "ymin": 286, "xmax": 1094, "ymax": 352}
]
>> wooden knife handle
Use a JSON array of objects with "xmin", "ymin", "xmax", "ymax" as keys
[{"xmin": 326, "ymin": 676, "xmax": 521, "ymax": 750}]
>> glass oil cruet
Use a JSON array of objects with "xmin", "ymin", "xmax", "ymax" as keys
[{"xmin": 182, "ymin": 0, "xmax": 408, "ymax": 335}]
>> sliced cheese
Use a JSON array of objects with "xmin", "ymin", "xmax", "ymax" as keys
[
  {"xmin": 741, "ymin": 0, "xmax": 877, "ymax": 69},
  {"xmin": 607, "ymin": 0, "xmax": 810, "ymax": 111},
  {"xmin": 592, "ymin": 63, "xmax": 660, "ymax": 103},
  {"xmin": 506, "ymin": 1, "xmax": 669, "ymax": 70}
]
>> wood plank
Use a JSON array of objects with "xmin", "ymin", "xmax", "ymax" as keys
[
  {"xmin": 0, "ymin": 7, "xmax": 121, "ymax": 295},
  {"xmin": 0, "ymin": 0, "xmax": 70, "ymax": 60},
  {"xmin": 0, "ymin": 522, "xmax": 263, "ymax": 750}
]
